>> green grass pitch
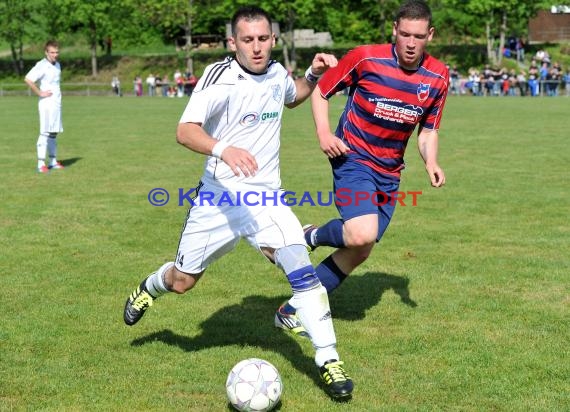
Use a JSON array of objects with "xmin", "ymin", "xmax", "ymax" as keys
[{"xmin": 0, "ymin": 95, "xmax": 568, "ymax": 411}]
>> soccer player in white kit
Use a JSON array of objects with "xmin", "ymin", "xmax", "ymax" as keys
[
  {"xmin": 123, "ymin": 5, "xmax": 353, "ymax": 399},
  {"xmin": 25, "ymin": 40, "xmax": 64, "ymax": 174}
]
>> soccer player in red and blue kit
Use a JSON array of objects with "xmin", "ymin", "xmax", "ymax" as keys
[{"xmin": 275, "ymin": 0, "xmax": 448, "ymax": 329}]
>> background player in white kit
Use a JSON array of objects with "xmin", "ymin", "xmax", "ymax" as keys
[
  {"xmin": 25, "ymin": 40, "xmax": 64, "ymax": 174},
  {"xmin": 123, "ymin": 5, "xmax": 353, "ymax": 399}
]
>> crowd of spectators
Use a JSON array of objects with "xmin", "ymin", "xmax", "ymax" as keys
[
  {"xmin": 115, "ymin": 69, "xmax": 199, "ymax": 98},
  {"xmin": 448, "ymin": 50, "xmax": 570, "ymax": 98},
  {"xmin": 112, "ymin": 50, "xmax": 570, "ymax": 99}
]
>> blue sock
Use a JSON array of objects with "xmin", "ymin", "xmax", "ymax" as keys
[
  {"xmin": 282, "ymin": 302, "xmax": 296, "ymax": 314},
  {"xmin": 315, "ymin": 219, "xmax": 345, "ymax": 248},
  {"xmin": 315, "ymin": 255, "xmax": 347, "ymax": 293}
]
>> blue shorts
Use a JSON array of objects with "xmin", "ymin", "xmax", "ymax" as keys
[{"xmin": 331, "ymin": 156, "xmax": 400, "ymax": 242}]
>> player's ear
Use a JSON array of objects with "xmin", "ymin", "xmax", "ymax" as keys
[
  {"xmin": 427, "ymin": 26, "xmax": 435, "ymax": 41},
  {"xmin": 228, "ymin": 36, "xmax": 237, "ymax": 52}
]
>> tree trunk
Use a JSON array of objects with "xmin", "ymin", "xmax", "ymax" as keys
[
  {"xmin": 282, "ymin": 41, "xmax": 292, "ymax": 73},
  {"xmin": 91, "ymin": 41, "xmax": 98, "ymax": 78},
  {"xmin": 497, "ymin": 10, "xmax": 507, "ymax": 65},
  {"xmin": 377, "ymin": 0, "xmax": 390, "ymax": 43},
  {"xmin": 286, "ymin": 6, "xmax": 297, "ymax": 72},
  {"xmin": 10, "ymin": 42, "xmax": 24, "ymax": 77},
  {"xmin": 486, "ymin": 20, "xmax": 496, "ymax": 65},
  {"xmin": 185, "ymin": 0, "xmax": 194, "ymax": 74},
  {"xmin": 18, "ymin": 42, "xmax": 24, "ymax": 75}
]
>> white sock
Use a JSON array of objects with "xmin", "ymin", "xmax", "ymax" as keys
[
  {"xmin": 37, "ymin": 134, "xmax": 48, "ymax": 167},
  {"xmin": 144, "ymin": 261, "xmax": 174, "ymax": 298},
  {"xmin": 289, "ymin": 285, "xmax": 340, "ymax": 367},
  {"xmin": 47, "ymin": 134, "xmax": 58, "ymax": 165}
]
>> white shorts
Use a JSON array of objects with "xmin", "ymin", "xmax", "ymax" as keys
[
  {"xmin": 38, "ymin": 96, "xmax": 63, "ymax": 133},
  {"xmin": 174, "ymin": 181, "xmax": 306, "ymax": 274}
]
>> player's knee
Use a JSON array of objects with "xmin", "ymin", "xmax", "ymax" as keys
[
  {"xmin": 169, "ymin": 268, "xmax": 201, "ymax": 293},
  {"xmin": 343, "ymin": 229, "xmax": 376, "ymax": 248}
]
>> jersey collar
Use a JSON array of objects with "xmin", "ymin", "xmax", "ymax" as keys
[
  {"xmin": 232, "ymin": 56, "xmax": 269, "ymax": 76},
  {"xmin": 391, "ymin": 44, "xmax": 424, "ymax": 72}
]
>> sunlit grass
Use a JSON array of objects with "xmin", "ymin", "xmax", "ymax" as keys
[{"xmin": 0, "ymin": 95, "xmax": 568, "ymax": 411}]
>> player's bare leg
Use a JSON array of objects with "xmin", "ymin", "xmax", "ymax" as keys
[{"xmin": 123, "ymin": 263, "xmax": 202, "ymax": 325}]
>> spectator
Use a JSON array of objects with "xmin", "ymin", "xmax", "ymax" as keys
[
  {"xmin": 500, "ymin": 69, "xmax": 510, "ymax": 96},
  {"xmin": 468, "ymin": 68, "xmax": 481, "ymax": 96},
  {"xmin": 161, "ymin": 74, "xmax": 170, "ymax": 97},
  {"xmin": 517, "ymin": 70, "xmax": 528, "ymax": 97},
  {"xmin": 534, "ymin": 49, "xmax": 545, "ymax": 63},
  {"xmin": 111, "ymin": 75, "xmax": 122, "ymax": 96},
  {"xmin": 483, "ymin": 65, "xmax": 495, "ymax": 96},
  {"xmin": 564, "ymin": 69, "xmax": 570, "ymax": 97},
  {"xmin": 449, "ymin": 65, "xmax": 460, "ymax": 95},
  {"xmin": 507, "ymin": 69, "xmax": 517, "ymax": 96},
  {"xmin": 508, "ymin": 36, "xmax": 517, "ymax": 53},
  {"xmin": 155, "ymin": 74, "xmax": 163, "ymax": 96},
  {"xmin": 134, "ymin": 75, "xmax": 143, "ymax": 96},
  {"xmin": 548, "ymin": 65, "xmax": 561, "ymax": 96},
  {"xmin": 146, "ymin": 73, "xmax": 156, "ymax": 97},
  {"xmin": 528, "ymin": 63, "xmax": 539, "ymax": 96},
  {"xmin": 174, "ymin": 69, "xmax": 184, "ymax": 97},
  {"xmin": 515, "ymin": 37, "xmax": 525, "ymax": 62}
]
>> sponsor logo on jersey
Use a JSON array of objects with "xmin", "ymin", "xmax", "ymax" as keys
[
  {"xmin": 271, "ymin": 84, "xmax": 282, "ymax": 102},
  {"xmin": 417, "ymin": 82, "xmax": 430, "ymax": 102},
  {"xmin": 238, "ymin": 74, "xmax": 246, "ymax": 80},
  {"xmin": 373, "ymin": 102, "xmax": 423, "ymax": 124},
  {"xmin": 239, "ymin": 111, "xmax": 279, "ymax": 126},
  {"xmin": 261, "ymin": 111, "xmax": 279, "ymax": 121},
  {"xmin": 240, "ymin": 112, "xmax": 260, "ymax": 126}
]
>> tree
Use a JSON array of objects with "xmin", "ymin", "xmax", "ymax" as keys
[
  {"xmin": 376, "ymin": 0, "xmax": 401, "ymax": 43},
  {"xmin": 47, "ymin": 0, "xmax": 120, "ymax": 77},
  {"xmin": 438, "ymin": 0, "xmax": 549, "ymax": 65},
  {"xmin": 123, "ymin": 0, "xmax": 226, "ymax": 74},
  {"xmin": 0, "ymin": 0, "xmax": 44, "ymax": 76}
]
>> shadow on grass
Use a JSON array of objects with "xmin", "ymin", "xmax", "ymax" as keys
[
  {"xmin": 60, "ymin": 157, "xmax": 82, "ymax": 168},
  {"xmin": 330, "ymin": 272, "xmax": 417, "ymax": 321},
  {"xmin": 130, "ymin": 272, "xmax": 415, "ymax": 393},
  {"xmin": 131, "ymin": 295, "xmax": 323, "ymax": 390}
]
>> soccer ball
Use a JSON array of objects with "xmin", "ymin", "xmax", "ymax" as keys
[{"xmin": 226, "ymin": 358, "xmax": 283, "ymax": 412}]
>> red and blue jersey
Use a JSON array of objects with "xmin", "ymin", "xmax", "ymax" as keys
[{"xmin": 318, "ymin": 44, "xmax": 449, "ymax": 177}]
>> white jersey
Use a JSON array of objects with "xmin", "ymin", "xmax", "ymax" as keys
[
  {"xmin": 179, "ymin": 57, "xmax": 296, "ymax": 190},
  {"xmin": 25, "ymin": 58, "xmax": 63, "ymax": 133},
  {"xmin": 25, "ymin": 58, "xmax": 62, "ymax": 102}
]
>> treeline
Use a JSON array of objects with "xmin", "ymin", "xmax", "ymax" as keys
[{"xmin": 0, "ymin": 0, "xmax": 552, "ymax": 78}]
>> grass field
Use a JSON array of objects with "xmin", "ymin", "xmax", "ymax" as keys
[{"xmin": 0, "ymin": 95, "xmax": 568, "ymax": 411}]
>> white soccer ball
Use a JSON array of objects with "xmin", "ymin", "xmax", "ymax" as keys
[{"xmin": 226, "ymin": 358, "xmax": 283, "ymax": 412}]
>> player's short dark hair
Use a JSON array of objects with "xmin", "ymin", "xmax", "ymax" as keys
[
  {"xmin": 231, "ymin": 5, "xmax": 272, "ymax": 36},
  {"xmin": 394, "ymin": 0, "xmax": 432, "ymax": 26},
  {"xmin": 45, "ymin": 39, "xmax": 59, "ymax": 50}
]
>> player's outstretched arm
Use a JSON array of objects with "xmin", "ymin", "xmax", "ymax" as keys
[
  {"xmin": 417, "ymin": 128, "xmax": 445, "ymax": 187},
  {"xmin": 288, "ymin": 53, "xmax": 338, "ymax": 108},
  {"xmin": 176, "ymin": 122, "xmax": 257, "ymax": 177}
]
